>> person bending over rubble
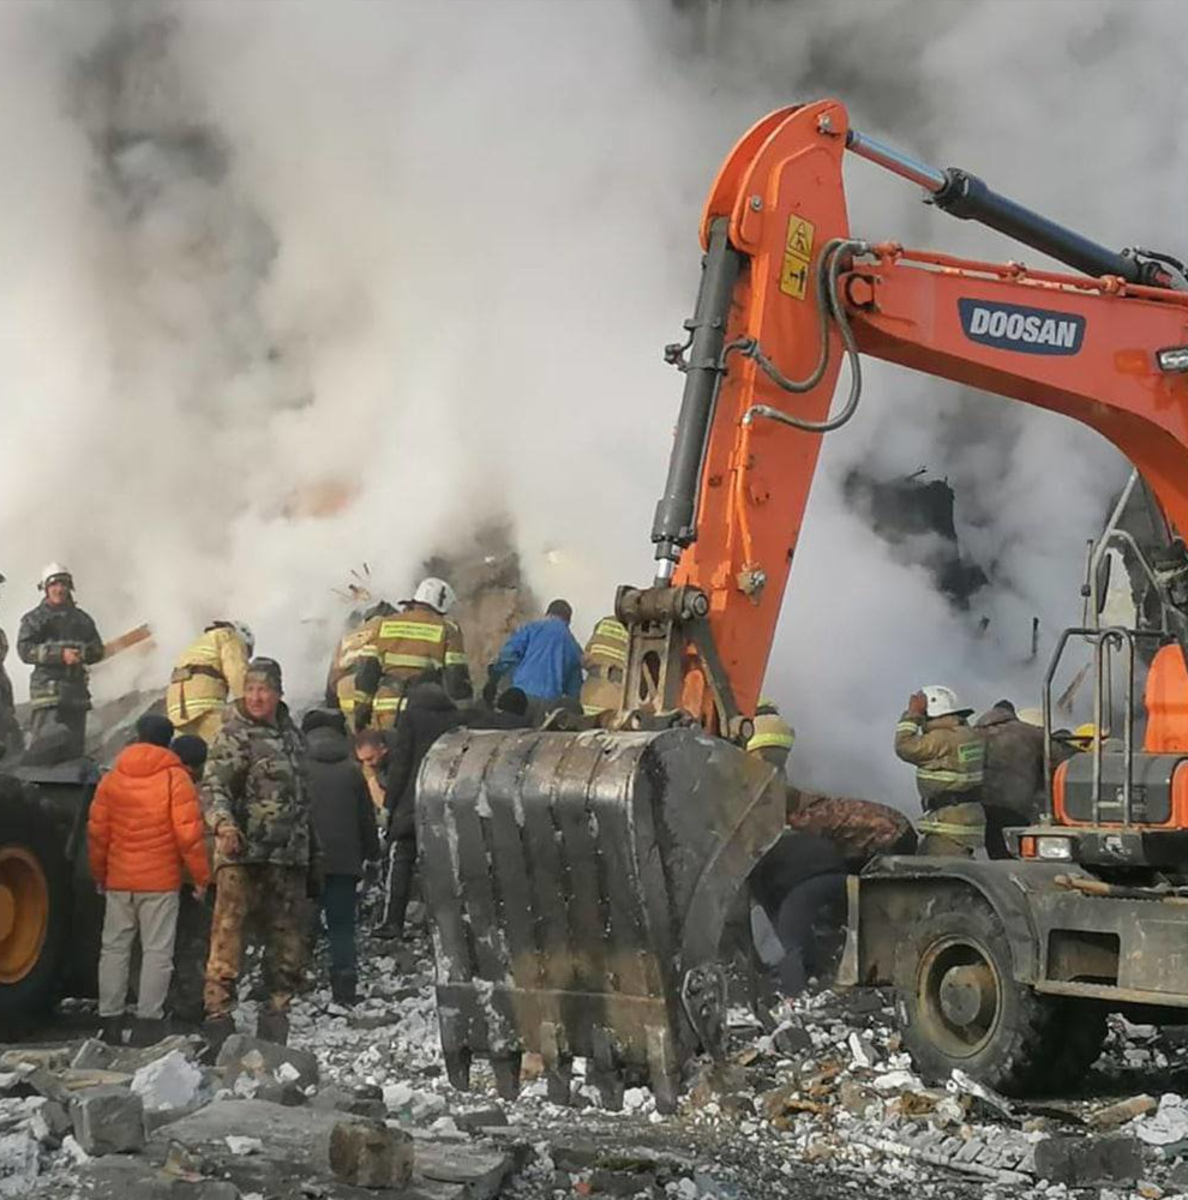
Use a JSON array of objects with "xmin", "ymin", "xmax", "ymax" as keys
[
  {"xmin": 895, "ymin": 685, "xmax": 986, "ymax": 855},
  {"xmin": 485, "ymin": 599, "xmax": 584, "ymax": 723},
  {"xmin": 377, "ymin": 676, "xmax": 464, "ymax": 939},
  {"xmin": 88, "ymin": 714, "xmax": 210, "ymax": 1047},
  {"xmin": 201, "ymin": 657, "xmax": 318, "ymax": 1048},
  {"xmin": 750, "ymin": 830, "xmax": 848, "ymax": 996}
]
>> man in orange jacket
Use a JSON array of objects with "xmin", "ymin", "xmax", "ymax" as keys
[{"xmin": 88, "ymin": 713, "xmax": 211, "ymax": 1046}]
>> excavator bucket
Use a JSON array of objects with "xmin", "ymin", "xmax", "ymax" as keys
[{"xmin": 416, "ymin": 725, "xmax": 783, "ymax": 1112}]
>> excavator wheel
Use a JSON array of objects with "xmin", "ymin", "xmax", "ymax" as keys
[
  {"xmin": 0, "ymin": 782, "xmax": 70, "ymax": 1024},
  {"xmin": 417, "ymin": 725, "xmax": 784, "ymax": 1113},
  {"xmin": 894, "ymin": 894, "xmax": 1106, "ymax": 1095}
]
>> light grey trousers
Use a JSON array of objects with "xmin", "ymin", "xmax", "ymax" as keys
[{"xmin": 98, "ymin": 890, "xmax": 180, "ymax": 1020}]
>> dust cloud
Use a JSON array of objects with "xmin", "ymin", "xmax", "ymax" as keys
[{"xmin": 0, "ymin": 0, "xmax": 1176, "ymax": 805}]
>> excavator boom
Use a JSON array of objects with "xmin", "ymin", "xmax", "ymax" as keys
[{"xmin": 419, "ymin": 98, "xmax": 1188, "ymax": 1111}]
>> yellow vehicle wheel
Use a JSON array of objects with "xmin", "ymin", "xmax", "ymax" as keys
[
  {"xmin": 0, "ymin": 846, "xmax": 49, "ymax": 983},
  {"xmin": 0, "ymin": 787, "xmax": 70, "ymax": 1022}
]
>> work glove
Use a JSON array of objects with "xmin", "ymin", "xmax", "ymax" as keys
[{"xmin": 907, "ymin": 691, "xmax": 928, "ymax": 718}]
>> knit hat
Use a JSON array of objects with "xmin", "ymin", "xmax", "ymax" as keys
[
  {"xmin": 301, "ymin": 707, "xmax": 347, "ymax": 736},
  {"xmin": 135, "ymin": 713, "xmax": 175, "ymax": 748},
  {"xmin": 245, "ymin": 656, "xmax": 283, "ymax": 693},
  {"xmin": 172, "ymin": 735, "xmax": 208, "ymax": 771}
]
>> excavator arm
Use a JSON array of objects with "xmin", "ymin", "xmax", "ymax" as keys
[
  {"xmin": 636, "ymin": 98, "xmax": 1188, "ymax": 739},
  {"xmin": 417, "ymin": 97, "xmax": 1188, "ymax": 1114}
]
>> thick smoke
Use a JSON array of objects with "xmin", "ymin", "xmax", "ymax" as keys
[{"xmin": 0, "ymin": 0, "xmax": 1176, "ymax": 806}]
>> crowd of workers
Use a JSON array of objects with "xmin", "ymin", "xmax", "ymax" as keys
[{"xmin": 0, "ymin": 561, "xmax": 1090, "ymax": 1051}]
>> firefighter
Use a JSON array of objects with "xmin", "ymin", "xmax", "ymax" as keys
[
  {"xmin": 18, "ymin": 564, "xmax": 104, "ymax": 760},
  {"xmin": 580, "ymin": 615, "xmax": 628, "ymax": 717},
  {"xmin": 325, "ymin": 601, "xmax": 393, "ymax": 721},
  {"xmin": 894, "ymin": 685, "xmax": 986, "ymax": 856},
  {"xmin": 746, "ymin": 697, "xmax": 796, "ymax": 774},
  {"xmin": 166, "ymin": 622, "xmax": 254, "ymax": 744},
  {"xmin": 353, "ymin": 578, "xmax": 471, "ymax": 730}
]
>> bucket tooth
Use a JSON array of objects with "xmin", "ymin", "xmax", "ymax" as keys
[
  {"xmin": 540, "ymin": 1020, "xmax": 574, "ymax": 1105},
  {"xmin": 646, "ymin": 1025, "xmax": 680, "ymax": 1115},
  {"xmin": 444, "ymin": 1047, "xmax": 472, "ymax": 1092},
  {"xmin": 490, "ymin": 1052, "xmax": 523, "ymax": 1101},
  {"xmin": 591, "ymin": 1027, "xmax": 625, "ymax": 1112}
]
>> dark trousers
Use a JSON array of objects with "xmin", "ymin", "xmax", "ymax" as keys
[
  {"xmin": 322, "ymin": 875, "xmax": 358, "ymax": 974},
  {"xmin": 771, "ymin": 873, "xmax": 847, "ymax": 996},
  {"xmin": 29, "ymin": 704, "xmax": 87, "ymax": 760},
  {"xmin": 382, "ymin": 838, "xmax": 417, "ymax": 933}
]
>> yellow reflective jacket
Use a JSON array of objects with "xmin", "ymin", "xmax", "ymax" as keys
[
  {"xmin": 894, "ymin": 711, "xmax": 985, "ymax": 806},
  {"xmin": 167, "ymin": 626, "xmax": 250, "ymax": 728},
  {"xmin": 355, "ymin": 603, "xmax": 472, "ymax": 718},
  {"xmin": 581, "ymin": 616, "xmax": 628, "ymax": 715},
  {"xmin": 326, "ymin": 615, "xmax": 382, "ymax": 714}
]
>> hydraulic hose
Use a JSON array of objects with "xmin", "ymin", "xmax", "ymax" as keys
[{"xmin": 736, "ymin": 237, "xmax": 869, "ymax": 433}]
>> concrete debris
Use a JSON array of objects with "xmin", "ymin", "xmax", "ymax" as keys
[
  {"xmin": 1033, "ymin": 1134, "xmax": 1143, "ymax": 1185},
  {"xmin": 0, "ymin": 1131, "xmax": 39, "ymax": 1197},
  {"xmin": 216, "ymin": 1037, "xmax": 318, "ymax": 1092},
  {"xmin": 224, "ymin": 1136, "xmax": 263, "ymax": 1156},
  {"xmin": 132, "ymin": 1051, "xmax": 205, "ymax": 1114},
  {"xmin": 1135, "ymin": 1094, "xmax": 1188, "ymax": 1146},
  {"xmin": 29, "ymin": 1100, "xmax": 71, "ymax": 1146},
  {"xmin": 71, "ymin": 1085, "xmax": 146, "ymax": 1155},
  {"xmin": 326, "ymin": 1119, "xmax": 413, "ymax": 1189}
]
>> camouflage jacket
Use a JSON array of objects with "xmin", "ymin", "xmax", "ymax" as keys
[
  {"xmin": 201, "ymin": 699, "xmax": 314, "ymax": 871},
  {"xmin": 786, "ymin": 787, "xmax": 916, "ymax": 867},
  {"xmin": 17, "ymin": 600, "xmax": 104, "ymax": 710}
]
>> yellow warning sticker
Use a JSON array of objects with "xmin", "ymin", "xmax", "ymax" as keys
[{"xmin": 780, "ymin": 214, "xmax": 815, "ymax": 300}]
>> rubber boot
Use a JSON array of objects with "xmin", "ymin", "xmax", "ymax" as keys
[
  {"xmin": 330, "ymin": 971, "xmax": 358, "ymax": 1007},
  {"xmin": 129, "ymin": 1017, "xmax": 169, "ymax": 1048},
  {"xmin": 256, "ymin": 1009, "xmax": 290, "ymax": 1046},
  {"xmin": 99, "ymin": 1016, "xmax": 124, "ymax": 1046},
  {"xmin": 201, "ymin": 1015, "xmax": 236, "ymax": 1062}
]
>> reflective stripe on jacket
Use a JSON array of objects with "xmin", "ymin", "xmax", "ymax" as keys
[
  {"xmin": 894, "ymin": 711, "xmax": 985, "ymax": 805},
  {"xmin": 167, "ymin": 625, "xmax": 250, "ymax": 726},
  {"xmin": 354, "ymin": 603, "xmax": 472, "ymax": 710}
]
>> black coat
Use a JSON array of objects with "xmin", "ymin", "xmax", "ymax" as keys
[
  {"xmin": 306, "ymin": 726, "xmax": 380, "ymax": 877},
  {"xmin": 749, "ymin": 831, "xmax": 846, "ymax": 919},
  {"xmin": 385, "ymin": 683, "xmax": 465, "ymax": 840}
]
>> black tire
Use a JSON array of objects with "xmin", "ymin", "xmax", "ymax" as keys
[
  {"xmin": 894, "ymin": 896, "xmax": 1106, "ymax": 1096},
  {"xmin": 0, "ymin": 786, "xmax": 71, "ymax": 1023}
]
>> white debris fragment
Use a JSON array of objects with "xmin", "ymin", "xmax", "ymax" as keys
[
  {"xmin": 225, "ymin": 1135, "xmax": 264, "ymax": 1156},
  {"xmin": 0, "ymin": 1131, "xmax": 39, "ymax": 1197},
  {"xmin": 59, "ymin": 1135, "xmax": 90, "ymax": 1165},
  {"xmin": 131, "ymin": 1049, "xmax": 204, "ymax": 1112},
  {"xmin": 275, "ymin": 1062, "xmax": 301, "ymax": 1085},
  {"xmin": 872, "ymin": 1070, "xmax": 920, "ymax": 1092},
  {"xmin": 1134, "ymin": 1094, "xmax": 1188, "ymax": 1146},
  {"xmin": 848, "ymin": 1032, "xmax": 876, "ymax": 1069}
]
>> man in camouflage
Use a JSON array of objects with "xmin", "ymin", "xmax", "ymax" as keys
[
  {"xmin": 18, "ymin": 564, "xmax": 104, "ymax": 759},
  {"xmin": 785, "ymin": 787, "xmax": 917, "ymax": 867},
  {"xmin": 895, "ymin": 685, "xmax": 986, "ymax": 855},
  {"xmin": 201, "ymin": 657, "xmax": 315, "ymax": 1047}
]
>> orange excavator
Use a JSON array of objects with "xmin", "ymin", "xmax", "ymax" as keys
[{"xmin": 418, "ymin": 98, "xmax": 1188, "ymax": 1107}]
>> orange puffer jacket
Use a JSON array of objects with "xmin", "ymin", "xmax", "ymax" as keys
[{"xmin": 88, "ymin": 743, "xmax": 211, "ymax": 892}]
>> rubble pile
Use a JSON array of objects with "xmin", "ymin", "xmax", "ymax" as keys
[{"xmin": 13, "ymin": 924, "xmax": 1188, "ymax": 1199}]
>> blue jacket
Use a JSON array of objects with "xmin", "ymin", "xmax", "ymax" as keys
[{"xmin": 493, "ymin": 617, "xmax": 584, "ymax": 701}]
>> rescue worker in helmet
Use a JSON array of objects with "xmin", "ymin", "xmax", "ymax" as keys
[
  {"xmin": 18, "ymin": 564, "xmax": 104, "ymax": 760},
  {"xmin": 325, "ymin": 601, "xmax": 394, "ymax": 722},
  {"xmin": 166, "ymin": 622, "xmax": 254, "ymax": 744},
  {"xmin": 580, "ymin": 615, "xmax": 628, "ymax": 719},
  {"xmin": 895, "ymin": 684, "xmax": 986, "ymax": 856},
  {"xmin": 746, "ymin": 697, "xmax": 796, "ymax": 775},
  {"xmin": 353, "ymin": 578, "xmax": 471, "ymax": 730}
]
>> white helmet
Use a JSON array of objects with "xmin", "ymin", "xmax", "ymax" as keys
[
  {"xmin": 412, "ymin": 577, "xmax": 456, "ymax": 615},
  {"xmin": 232, "ymin": 622, "xmax": 255, "ymax": 655},
  {"xmin": 922, "ymin": 684, "xmax": 972, "ymax": 720},
  {"xmin": 1016, "ymin": 706, "xmax": 1044, "ymax": 728},
  {"xmin": 39, "ymin": 563, "xmax": 73, "ymax": 591}
]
